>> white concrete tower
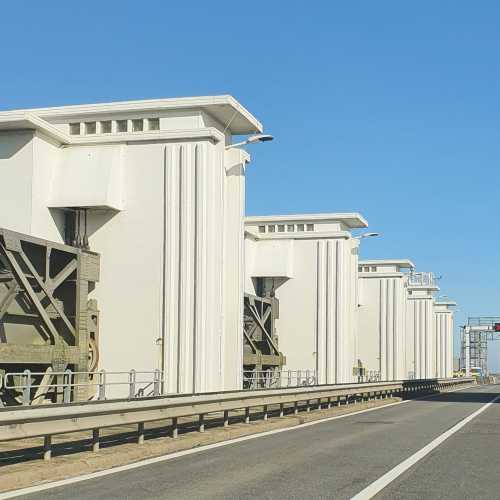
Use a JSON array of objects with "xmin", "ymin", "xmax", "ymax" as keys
[
  {"xmin": 245, "ymin": 213, "xmax": 367, "ymax": 384},
  {"xmin": 0, "ymin": 96, "xmax": 263, "ymax": 393},
  {"xmin": 357, "ymin": 259, "xmax": 414, "ymax": 381},
  {"xmin": 405, "ymin": 272, "xmax": 439, "ymax": 379},
  {"xmin": 434, "ymin": 301, "xmax": 456, "ymax": 378}
]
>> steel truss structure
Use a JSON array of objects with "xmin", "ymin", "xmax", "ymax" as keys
[
  {"xmin": 243, "ymin": 293, "xmax": 285, "ymax": 388},
  {"xmin": 460, "ymin": 317, "xmax": 500, "ymax": 376},
  {"xmin": 0, "ymin": 228, "xmax": 100, "ymax": 404}
]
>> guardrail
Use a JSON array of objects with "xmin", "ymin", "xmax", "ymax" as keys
[
  {"xmin": 1, "ymin": 369, "xmax": 163, "ymax": 405},
  {"xmin": 0, "ymin": 377, "xmax": 474, "ymax": 460}
]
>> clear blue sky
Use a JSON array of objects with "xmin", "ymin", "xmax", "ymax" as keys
[{"xmin": 2, "ymin": 1, "xmax": 499, "ymax": 368}]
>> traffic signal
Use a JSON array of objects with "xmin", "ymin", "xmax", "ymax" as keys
[{"xmin": 494, "ymin": 323, "xmax": 500, "ymax": 332}]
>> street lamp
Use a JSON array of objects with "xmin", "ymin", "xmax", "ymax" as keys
[
  {"xmin": 225, "ymin": 134, "xmax": 274, "ymax": 150},
  {"xmin": 354, "ymin": 232, "xmax": 380, "ymax": 240},
  {"xmin": 436, "ymin": 295, "xmax": 449, "ymax": 301}
]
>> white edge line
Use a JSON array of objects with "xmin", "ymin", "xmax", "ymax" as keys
[
  {"xmin": 351, "ymin": 390, "xmax": 500, "ymax": 500},
  {"xmin": 0, "ymin": 384, "xmax": 475, "ymax": 500}
]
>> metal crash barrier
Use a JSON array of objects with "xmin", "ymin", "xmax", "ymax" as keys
[{"xmin": 0, "ymin": 377, "xmax": 474, "ymax": 460}]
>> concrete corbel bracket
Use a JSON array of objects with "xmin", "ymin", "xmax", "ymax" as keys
[{"xmin": 224, "ymin": 148, "xmax": 250, "ymax": 173}]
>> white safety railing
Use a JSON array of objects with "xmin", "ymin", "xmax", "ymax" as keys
[
  {"xmin": 364, "ymin": 370, "xmax": 381, "ymax": 382},
  {"xmin": 2, "ymin": 369, "xmax": 163, "ymax": 406},
  {"xmin": 243, "ymin": 370, "xmax": 317, "ymax": 390},
  {"xmin": 407, "ymin": 272, "xmax": 435, "ymax": 287}
]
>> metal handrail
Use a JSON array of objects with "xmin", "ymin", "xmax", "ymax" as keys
[
  {"xmin": 2, "ymin": 369, "xmax": 163, "ymax": 405},
  {"xmin": 243, "ymin": 369, "xmax": 318, "ymax": 389},
  {"xmin": 407, "ymin": 271, "xmax": 435, "ymax": 287}
]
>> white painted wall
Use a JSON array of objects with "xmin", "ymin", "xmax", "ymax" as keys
[
  {"xmin": 245, "ymin": 215, "xmax": 365, "ymax": 384},
  {"xmin": 406, "ymin": 285, "xmax": 437, "ymax": 379},
  {"xmin": 434, "ymin": 303, "xmax": 455, "ymax": 378},
  {"xmin": 357, "ymin": 262, "xmax": 409, "ymax": 380},
  {"xmin": 0, "ymin": 131, "xmax": 34, "ymax": 234},
  {"xmin": 0, "ymin": 97, "xmax": 260, "ymax": 394}
]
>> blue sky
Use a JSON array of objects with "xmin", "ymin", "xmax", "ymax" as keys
[{"xmin": 2, "ymin": 1, "xmax": 499, "ymax": 368}]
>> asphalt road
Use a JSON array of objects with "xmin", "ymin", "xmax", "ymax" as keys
[{"xmin": 13, "ymin": 384, "xmax": 500, "ymax": 500}]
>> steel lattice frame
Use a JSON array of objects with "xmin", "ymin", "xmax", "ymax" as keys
[
  {"xmin": 460, "ymin": 317, "xmax": 500, "ymax": 376},
  {"xmin": 0, "ymin": 228, "xmax": 99, "ymax": 403},
  {"xmin": 243, "ymin": 293, "xmax": 285, "ymax": 388}
]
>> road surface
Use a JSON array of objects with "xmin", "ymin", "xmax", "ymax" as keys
[{"xmin": 10, "ymin": 384, "xmax": 500, "ymax": 500}]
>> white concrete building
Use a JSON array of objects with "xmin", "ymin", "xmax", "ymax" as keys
[
  {"xmin": 245, "ymin": 213, "xmax": 367, "ymax": 384},
  {"xmin": 357, "ymin": 259, "xmax": 414, "ymax": 381},
  {"xmin": 434, "ymin": 301, "xmax": 456, "ymax": 378},
  {"xmin": 405, "ymin": 272, "xmax": 440, "ymax": 379},
  {"xmin": 0, "ymin": 95, "xmax": 264, "ymax": 393}
]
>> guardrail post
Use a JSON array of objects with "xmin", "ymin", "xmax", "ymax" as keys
[
  {"xmin": 318, "ymin": 398, "xmax": 322, "ymax": 410},
  {"xmin": 98, "ymin": 370, "xmax": 106, "ymax": 400},
  {"xmin": 63, "ymin": 369, "xmax": 72, "ymax": 404},
  {"xmin": 224, "ymin": 410, "xmax": 229, "ymax": 427},
  {"xmin": 153, "ymin": 369, "xmax": 161, "ymax": 396},
  {"xmin": 306, "ymin": 400, "xmax": 310, "ymax": 412},
  {"xmin": 245, "ymin": 407, "xmax": 250, "ymax": 424},
  {"xmin": 22, "ymin": 369, "xmax": 31, "ymax": 406},
  {"xmin": 171, "ymin": 417, "xmax": 178, "ymax": 438},
  {"xmin": 129, "ymin": 370, "xmax": 137, "ymax": 399},
  {"xmin": 43, "ymin": 435, "xmax": 52, "ymax": 461},
  {"xmin": 263, "ymin": 405, "xmax": 268, "ymax": 420},
  {"xmin": 137, "ymin": 422, "xmax": 145, "ymax": 444},
  {"xmin": 279, "ymin": 403, "xmax": 284, "ymax": 417},
  {"xmin": 327, "ymin": 397, "xmax": 331, "ymax": 409},
  {"xmin": 199, "ymin": 414, "xmax": 205, "ymax": 432},
  {"xmin": 294, "ymin": 401, "xmax": 299, "ymax": 415},
  {"xmin": 92, "ymin": 429, "xmax": 100, "ymax": 452}
]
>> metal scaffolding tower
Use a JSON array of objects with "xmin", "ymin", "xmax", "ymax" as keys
[{"xmin": 460, "ymin": 317, "xmax": 500, "ymax": 376}]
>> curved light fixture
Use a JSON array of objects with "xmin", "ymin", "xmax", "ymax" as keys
[
  {"xmin": 226, "ymin": 134, "xmax": 274, "ymax": 150},
  {"xmin": 355, "ymin": 232, "xmax": 380, "ymax": 240}
]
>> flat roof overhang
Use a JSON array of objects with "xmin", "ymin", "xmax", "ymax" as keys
[
  {"xmin": 0, "ymin": 95, "xmax": 262, "ymax": 137},
  {"xmin": 359, "ymin": 259, "xmax": 415, "ymax": 269},
  {"xmin": 245, "ymin": 212, "xmax": 368, "ymax": 229}
]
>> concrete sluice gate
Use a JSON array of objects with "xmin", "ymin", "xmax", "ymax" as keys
[{"xmin": 0, "ymin": 96, "xmax": 456, "ymax": 406}]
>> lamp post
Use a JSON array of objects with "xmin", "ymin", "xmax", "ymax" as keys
[
  {"xmin": 225, "ymin": 134, "xmax": 274, "ymax": 150},
  {"xmin": 354, "ymin": 232, "xmax": 380, "ymax": 240}
]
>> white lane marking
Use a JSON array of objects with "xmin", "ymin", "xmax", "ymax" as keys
[
  {"xmin": 351, "ymin": 391, "xmax": 500, "ymax": 500},
  {"xmin": 0, "ymin": 384, "xmax": 476, "ymax": 500}
]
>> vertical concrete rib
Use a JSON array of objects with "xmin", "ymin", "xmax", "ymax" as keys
[
  {"xmin": 328, "ymin": 240, "xmax": 336, "ymax": 383},
  {"xmin": 387, "ymin": 279, "xmax": 394, "ymax": 381},
  {"xmin": 392, "ymin": 278, "xmax": 398, "ymax": 380},
  {"xmin": 164, "ymin": 145, "xmax": 181, "ymax": 393},
  {"xmin": 316, "ymin": 241, "xmax": 326, "ymax": 383},
  {"xmin": 334, "ymin": 240, "xmax": 341, "ymax": 382},
  {"xmin": 414, "ymin": 301, "xmax": 419, "ymax": 379},
  {"xmin": 194, "ymin": 143, "xmax": 208, "ymax": 392},
  {"xmin": 380, "ymin": 280, "xmax": 387, "ymax": 380},
  {"xmin": 435, "ymin": 313, "xmax": 440, "ymax": 377}
]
